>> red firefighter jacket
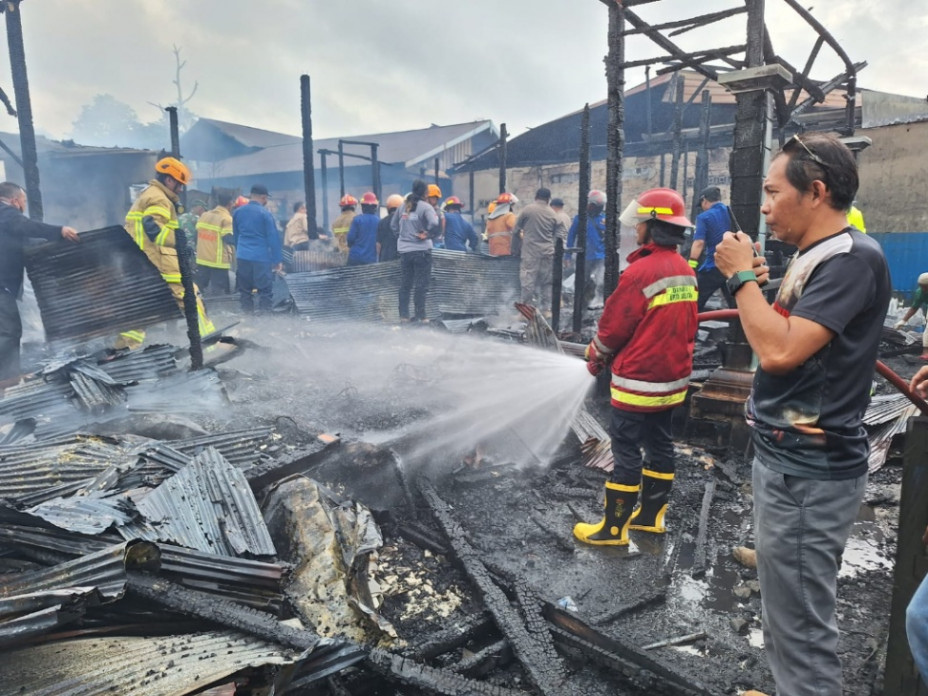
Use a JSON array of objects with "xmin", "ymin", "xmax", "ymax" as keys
[{"xmin": 592, "ymin": 243, "xmax": 697, "ymax": 412}]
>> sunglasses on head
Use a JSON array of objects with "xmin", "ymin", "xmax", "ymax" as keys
[{"xmin": 785, "ymin": 134, "xmax": 830, "ymax": 170}]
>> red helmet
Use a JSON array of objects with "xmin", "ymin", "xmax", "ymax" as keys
[
  {"xmin": 233, "ymin": 195, "xmax": 249, "ymax": 209},
  {"xmin": 339, "ymin": 194, "xmax": 358, "ymax": 208},
  {"xmin": 496, "ymin": 192, "xmax": 517, "ymax": 205},
  {"xmin": 443, "ymin": 196, "xmax": 463, "ymax": 209},
  {"xmin": 360, "ymin": 191, "xmax": 379, "ymax": 206},
  {"xmin": 620, "ymin": 187, "xmax": 692, "ymax": 228}
]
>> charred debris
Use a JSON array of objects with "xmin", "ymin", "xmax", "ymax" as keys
[{"xmin": 0, "ymin": 300, "xmax": 920, "ymax": 696}]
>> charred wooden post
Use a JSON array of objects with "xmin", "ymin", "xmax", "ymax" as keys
[
  {"xmin": 371, "ymin": 143, "xmax": 381, "ymax": 203},
  {"xmin": 418, "ymin": 480, "xmax": 570, "ymax": 696},
  {"xmin": 318, "ymin": 149, "xmax": 330, "ymax": 231},
  {"xmin": 603, "ymin": 1, "xmax": 625, "ymax": 299},
  {"xmin": 552, "ymin": 237, "xmax": 564, "ymax": 332},
  {"xmin": 645, "ymin": 65, "xmax": 652, "ymax": 138},
  {"xmin": 498, "ymin": 123, "xmax": 508, "ymax": 194},
  {"xmin": 337, "ymin": 140, "xmax": 345, "ymax": 197},
  {"xmin": 4, "ymin": 0, "xmax": 41, "ymax": 220},
  {"xmin": 434, "ymin": 156, "xmax": 440, "ymax": 184},
  {"xmin": 452, "ymin": 639, "xmax": 512, "ymax": 679},
  {"xmin": 691, "ymin": 89, "xmax": 712, "ymax": 222},
  {"xmin": 543, "ymin": 604, "xmax": 715, "ymax": 696},
  {"xmin": 409, "ymin": 612, "xmax": 495, "ymax": 661},
  {"xmin": 572, "ymin": 104, "xmax": 591, "ymax": 334},
  {"xmin": 690, "ymin": 476, "xmax": 718, "ymax": 579},
  {"xmin": 165, "ymin": 105, "xmax": 202, "ymax": 371},
  {"xmin": 367, "ymin": 648, "xmax": 527, "ymax": 696},
  {"xmin": 469, "ymin": 168, "xmax": 475, "ymax": 218},
  {"xmin": 884, "ymin": 416, "xmax": 928, "ymax": 696},
  {"xmin": 592, "ymin": 589, "xmax": 667, "ymax": 626},
  {"xmin": 300, "ymin": 75, "xmax": 318, "ymax": 238},
  {"xmin": 670, "ymin": 73, "xmax": 684, "ymax": 190}
]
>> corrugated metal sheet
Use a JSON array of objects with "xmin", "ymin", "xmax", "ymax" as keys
[
  {"xmin": 166, "ymin": 425, "xmax": 276, "ymax": 467},
  {"xmin": 126, "ymin": 368, "xmax": 227, "ymax": 415},
  {"xmin": 27, "ymin": 494, "xmax": 135, "ymax": 535},
  {"xmin": 0, "ymin": 587, "xmax": 96, "ymax": 647},
  {"xmin": 0, "ymin": 630, "xmax": 301, "ymax": 696},
  {"xmin": 286, "ymin": 250, "xmax": 520, "ymax": 323},
  {"xmin": 99, "ymin": 343, "xmax": 178, "ymax": 382},
  {"xmin": 133, "ymin": 447, "xmax": 277, "ymax": 558},
  {"xmin": 0, "ymin": 526, "xmax": 286, "ymax": 612},
  {"xmin": 0, "ymin": 437, "xmax": 129, "ymax": 504},
  {"xmin": 869, "ymin": 232, "xmax": 928, "ymax": 297},
  {"xmin": 24, "ymin": 225, "xmax": 182, "ymax": 342},
  {"xmin": 0, "ymin": 540, "xmax": 159, "ymax": 600}
]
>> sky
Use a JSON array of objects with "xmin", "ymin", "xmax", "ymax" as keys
[{"xmin": 0, "ymin": 0, "xmax": 925, "ymax": 145}]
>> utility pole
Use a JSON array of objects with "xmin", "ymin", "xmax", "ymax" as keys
[{"xmin": 4, "ymin": 0, "xmax": 41, "ymax": 220}]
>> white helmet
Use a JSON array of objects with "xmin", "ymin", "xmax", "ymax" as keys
[
  {"xmin": 588, "ymin": 190, "xmax": 606, "ymax": 207},
  {"xmin": 919, "ymin": 272, "xmax": 928, "ymax": 286}
]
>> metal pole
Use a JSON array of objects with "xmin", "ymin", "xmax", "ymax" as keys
[
  {"xmin": 573, "ymin": 104, "xmax": 591, "ymax": 334},
  {"xmin": 468, "ymin": 168, "xmax": 475, "ymax": 219},
  {"xmin": 5, "ymin": 0, "xmax": 41, "ymax": 220},
  {"xmin": 319, "ymin": 150, "xmax": 330, "ymax": 231},
  {"xmin": 498, "ymin": 123, "xmax": 508, "ymax": 194},
  {"xmin": 434, "ymin": 156, "xmax": 439, "ymax": 185},
  {"xmin": 337, "ymin": 140, "xmax": 345, "ymax": 197},
  {"xmin": 692, "ymin": 89, "xmax": 712, "ymax": 223},
  {"xmin": 645, "ymin": 65, "xmax": 652, "ymax": 139},
  {"xmin": 552, "ymin": 237, "xmax": 564, "ymax": 333},
  {"xmin": 300, "ymin": 75, "xmax": 318, "ymax": 239},
  {"xmin": 164, "ymin": 105, "xmax": 202, "ymax": 371}
]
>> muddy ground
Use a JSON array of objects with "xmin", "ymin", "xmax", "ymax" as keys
[{"xmin": 141, "ymin": 307, "xmax": 916, "ymax": 696}]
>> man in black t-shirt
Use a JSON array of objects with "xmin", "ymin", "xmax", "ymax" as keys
[{"xmin": 715, "ymin": 133, "xmax": 890, "ymax": 696}]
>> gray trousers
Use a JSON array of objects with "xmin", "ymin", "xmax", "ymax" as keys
[
  {"xmin": 520, "ymin": 252, "xmax": 554, "ymax": 309},
  {"xmin": 0, "ymin": 291, "xmax": 22, "ymax": 381},
  {"xmin": 753, "ymin": 456, "xmax": 867, "ymax": 696}
]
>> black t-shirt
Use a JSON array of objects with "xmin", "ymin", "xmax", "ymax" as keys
[{"xmin": 747, "ymin": 228, "xmax": 891, "ymax": 479}]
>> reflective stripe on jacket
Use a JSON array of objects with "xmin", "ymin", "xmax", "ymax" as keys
[
  {"xmin": 124, "ymin": 179, "xmax": 181, "ymax": 283},
  {"xmin": 593, "ymin": 243, "xmax": 697, "ymax": 412},
  {"xmin": 196, "ymin": 205, "xmax": 233, "ymax": 269}
]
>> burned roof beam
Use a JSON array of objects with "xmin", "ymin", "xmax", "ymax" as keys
[
  {"xmin": 621, "ymin": 6, "xmax": 747, "ymax": 37},
  {"xmin": 418, "ymin": 479, "xmax": 571, "ymax": 696},
  {"xmin": 620, "ymin": 44, "xmax": 745, "ymax": 70},
  {"xmin": 786, "ymin": 35, "xmax": 825, "ymax": 115},
  {"xmin": 789, "ymin": 62, "xmax": 867, "ymax": 123},
  {"xmin": 623, "ymin": 8, "xmax": 719, "ymax": 82},
  {"xmin": 367, "ymin": 648, "xmax": 529, "ymax": 696},
  {"xmin": 763, "ymin": 29, "xmax": 825, "ymax": 103}
]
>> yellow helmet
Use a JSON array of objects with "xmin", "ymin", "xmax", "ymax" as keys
[
  {"xmin": 386, "ymin": 194, "xmax": 404, "ymax": 210},
  {"xmin": 155, "ymin": 156, "xmax": 191, "ymax": 185},
  {"xmin": 427, "ymin": 184, "xmax": 442, "ymax": 199}
]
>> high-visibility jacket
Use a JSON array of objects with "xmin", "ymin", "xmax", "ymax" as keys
[
  {"xmin": 124, "ymin": 179, "xmax": 182, "ymax": 284},
  {"xmin": 592, "ymin": 243, "xmax": 697, "ymax": 412},
  {"xmin": 332, "ymin": 210, "xmax": 356, "ymax": 254},
  {"xmin": 196, "ymin": 205, "xmax": 234, "ymax": 269},
  {"xmin": 486, "ymin": 211, "xmax": 517, "ymax": 256}
]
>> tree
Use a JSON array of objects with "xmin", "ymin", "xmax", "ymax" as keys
[{"xmin": 70, "ymin": 94, "xmax": 144, "ymax": 148}]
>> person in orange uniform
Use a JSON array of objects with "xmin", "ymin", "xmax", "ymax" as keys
[
  {"xmin": 486, "ymin": 192, "xmax": 519, "ymax": 256},
  {"xmin": 121, "ymin": 156, "xmax": 215, "ymax": 348}
]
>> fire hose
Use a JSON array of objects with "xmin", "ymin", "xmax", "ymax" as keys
[{"xmin": 699, "ymin": 308, "xmax": 928, "ymax": 416}]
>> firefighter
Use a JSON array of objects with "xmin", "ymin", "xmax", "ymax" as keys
[
  {"xmin": 195, "ymin": 189, "xmax": 235, "ymax": 295},
  {"xmin": 486, "ymin": 192, "xmax": 519, "ymax": 256},
  {"xmin": 121, "ymin": 156, "xmax": 215, "ymax": 349},
  {"xmin": 332, "ymin": 194, "xmax": 358, "ymax": 255},
  {"xmin": 575, "ymin": 188, "xmax": 697, "ymax": 546}
]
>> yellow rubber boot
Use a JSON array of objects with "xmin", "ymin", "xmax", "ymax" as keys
[
  {"xmin": 573, "ymin": 481, "xmax": 639, "ymax": 546},
  {"xmin": 629, "ymin": 468, "xmax": 673, "ymax": 533}
]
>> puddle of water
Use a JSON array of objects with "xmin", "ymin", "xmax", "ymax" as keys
[{"xmin": 839, "ymin": 522, "xmax": 892, "ymax": 579}]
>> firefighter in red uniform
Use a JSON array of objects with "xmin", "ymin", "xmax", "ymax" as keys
[{"xmin": 575, "ymin": 188, "xmax": 698, "ymax": 546}]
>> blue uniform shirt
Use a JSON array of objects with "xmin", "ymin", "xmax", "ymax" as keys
[
  {"xmin": 232, "ymin": 201, "xmax": 282, "ymax": 265},
  {"xmin": 443, "ymin": 213, "xmax": 478, "ymax": 252},
  {"xmin": 693, "ymin": 202, "xmax": 730, "ymax": 272},
  {"xmin": 567, "ymin": 213, "xmax": 605, "ymax": 261},
  {"xmin": 347, "ymin": 213, "xmax": 380, "ymax": 264}
]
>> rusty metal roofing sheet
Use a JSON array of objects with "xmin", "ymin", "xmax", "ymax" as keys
[
  {"xmin": 0, "ymin": 437, "xmax": 130, "ymax": 504},
  {"xmin": 133, "ymin": 447, "xmax": 276, "ymax": 558},
  {"xmin": 286, "ymin": 250, "xmax": 520, "ymax": 323},
  {"xmin": 24, "ymin": 225, "xmax": 183, "ymax": 342},
  {"xmin": 0, "ymin": 630, "xmax": 301, "ymax": 696}
]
